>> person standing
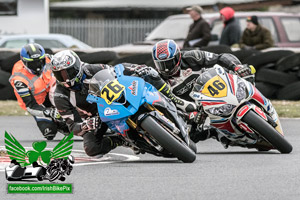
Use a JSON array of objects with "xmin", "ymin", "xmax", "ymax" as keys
[
  {"xmin": 219, "ymin": 7, "xmax": 241, "ymax": 46},
  {"xmin": 183, "ymin": 5, "xmax": 211, "ymax": 48},
  {"xmin": 239, "ymin": 15, "xmax": 274, "ymax": 50}
]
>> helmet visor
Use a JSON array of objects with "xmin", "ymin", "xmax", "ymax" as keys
[
  {"xmin": 25, "ymin": 58, "xmax": 46, "ymax": 73},
  {"xmin": 155, "ymin": 52, "xmax": 181, "ymax": 77},
  {"xmin": 53, "ymin": 67, "xmax": 78, "ymax": 83}
]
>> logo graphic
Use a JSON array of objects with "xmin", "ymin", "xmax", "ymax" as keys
[
  {"xmin": 31, "ymin": 54, "xmax": 41, "ymax": 59},
  {"xmin": 15, "ymin": 81, "xmax": 25, "ymax": 88},
  {"xmin": 128, "ymin": 80, "xmax": 138, "ymax": 96},
  {"xmin": 4, "ymin": 131, "xmax": 74, "ymax": 182},
  {"xmin": 158, "ymin": 53, "xmax": 167, "ymax": 59},
  {"xmin": 104, "ymin": 107, "xmax": 119, "ymax": 116}
]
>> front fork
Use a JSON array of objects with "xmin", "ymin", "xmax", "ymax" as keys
[{"xmin": 127, "ymin": 103, "xmax": 190, "ymax": 146}]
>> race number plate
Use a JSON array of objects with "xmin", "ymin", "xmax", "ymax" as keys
[
  {"xmin": 100, "ymin": 80, "xmax": 125, "ymax": 104},
  {"xmin": 201, "ymin": 76, "xmax": 227, "ymax": 98}
]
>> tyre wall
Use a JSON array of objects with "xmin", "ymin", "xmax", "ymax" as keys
[
  {"xmin": 0, "ymin": 50, "xmax": 118, "ymax": 100},
  {"xmin": 1, "ymin": 47, "xmax": 300, "ymax": 100}
]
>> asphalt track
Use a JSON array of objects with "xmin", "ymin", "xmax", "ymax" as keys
[{"xmin": 0, "ymin": 116, "xmax": 299, "ymax": 200}]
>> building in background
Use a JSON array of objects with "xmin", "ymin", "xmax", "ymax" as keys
[
  {"xmin": 49, "ymin": 0, "xmax": 298, "ymax": 47},
  {"xmin": 0, "ymin": 0, "xmax": 49, "ymax": 34},
  {"xmin": 50, "ymin": 0, "xmax": 296, "ymax": 19},
  {"xmin": 1, "ymin": 0, "xmax": 297, "ymax": 47}
]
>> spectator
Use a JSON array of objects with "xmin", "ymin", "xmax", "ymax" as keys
[
  {"xmin": 219, "ymin": 7, "xmax": 241, "ymax": 46},
  {"xmin": 183, "ymin": 5, "xmax": 211, "ymax": 48},
  {"xmin": 240, "ymin": 15, "xmax": 274, "ymax": 50}
]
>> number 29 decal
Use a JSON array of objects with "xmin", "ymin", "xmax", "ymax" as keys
[
  {"xmin": 202, "ymin": 76, "xmax": 227, "ymax": 98},
  {"xmin": 101, "ymin": 80, "xmax": 125, "ymax": 104}
]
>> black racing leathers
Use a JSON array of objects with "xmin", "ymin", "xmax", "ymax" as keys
[
  {"xmin": 168, "ymin": 50, "xmax": 242, "ymax": 102},
  {"xmin": 53, "ymin": 64, "xmax": 107, "ymax": 123},
  {"xmin": 53, "ymin": 63, "xmax": 118, "ymax": 156}
]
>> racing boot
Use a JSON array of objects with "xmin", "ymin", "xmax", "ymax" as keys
[
  {"xmin": 207, "ymin": 127, "xmax": 232, "ymax": 149},
  {"xmin": 41, "ymin": 125, "xmax": 57, "ymax": 141},
  {"xmin": 189, "ymin": 125, "xmax": 231, "ymax": 148},
  {"xmin": 82, "ymin": 132, "xmax": 124, "ymax": 157},
  {"xmin": 56, "ymin": 121, "xmax": 70, "ymax": 136},
  {"xmin": 189, "ymin": 125, "xmax": 208, "ymax": 143},
  {"xmin": 108, "ymin": 136, "xmax": 125, "ymax": 149}
]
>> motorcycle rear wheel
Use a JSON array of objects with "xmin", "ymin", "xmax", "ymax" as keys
[
  {"xmin": 242, "ymin": 110, "xmax": 293, "ymax": 154},
  {"xmin": 140, "ymin": 116, "xmax": 196, "ymax": 163}
]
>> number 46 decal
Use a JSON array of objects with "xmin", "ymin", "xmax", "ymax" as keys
[{"xmin": 202, "ymin": 76, "xmax": 227, "ymax": 98}]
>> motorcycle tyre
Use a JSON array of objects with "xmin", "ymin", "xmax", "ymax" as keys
[
  {"xmin": 141, "ymin": 116, "xmax": 196, "ymax": 163},
  {"xmin": 188, "ymin": 139, "xmax": 197, "ymax": 153},
  {"xmin": 242, "ymin": 110, "xmax": 293, "ymax": 154}
]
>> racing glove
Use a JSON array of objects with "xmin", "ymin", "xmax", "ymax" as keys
[
  {"xmin": 188, "ymin": 106, "xmax": 207, "ymax": 125},
  {"xmin": 43, "ymin": 107, "xmax": 61, "ymax": 120},
  {"xmin": 234, "ymin": 64, "xmax": 256, "ymax": 78},
  {"xmin": 132, "ymin": 65, "xmax": 159, "ymax": 78},
  {"xmin": 81, "ymin": 116, "xmax": 99, "ymax": 132}
]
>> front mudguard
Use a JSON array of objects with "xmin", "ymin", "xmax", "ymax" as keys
[{"xmin": 235, "ymin": 103, "xmax": 284, "ymax": 136}]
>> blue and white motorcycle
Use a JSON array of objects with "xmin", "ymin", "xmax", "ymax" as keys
[{"xmin": 86, "ymin": 64, "xmax": 196, "ymax": 163}]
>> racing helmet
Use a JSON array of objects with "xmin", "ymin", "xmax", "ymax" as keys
[
  {"xmin": 20, "ymin": 43, "xmax": 46, "ymax": 75},
  {"xmin": 50, "ymin": 50, "xmax": 83, "ymax": 88},
  {"xmin": 152, "ymin": 39, "xmax": 181, "ymax": 78}
]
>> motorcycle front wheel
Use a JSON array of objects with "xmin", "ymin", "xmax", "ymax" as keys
[
  {"xmin": 140, "ymin": 116, "xmax": 196, "ymax": 163},
  {"xmin": 242, "ymin": 110, "xmax": 293, "ymax": 154}
]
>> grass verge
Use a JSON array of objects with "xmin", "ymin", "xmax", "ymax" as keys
[
  {"xmin": 0, "ymin": 100, "xmax": 29, "ymax": 116},
  {"xmin": 0, "ymin": 100, "xmax": 300, "ymax": 118}
]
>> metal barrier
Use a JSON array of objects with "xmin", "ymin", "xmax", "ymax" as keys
[{"xmin": 50, "ymin": 18, "xmax": 163, "ymax": 47}]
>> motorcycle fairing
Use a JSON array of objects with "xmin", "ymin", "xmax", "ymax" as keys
[
  {"xmin": 225, "ymin": 73, "xmax": 235, "ymax": 96},
  {"xmin": 86, "ymin": 64, "xmax": 160, "ymax": 122}
]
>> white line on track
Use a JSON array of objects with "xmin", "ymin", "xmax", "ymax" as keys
[{"xmin": 0, "ymin": 147, "xmax": 140, "ymax": 172}]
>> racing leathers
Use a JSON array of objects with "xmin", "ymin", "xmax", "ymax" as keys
[
  {"xmin": 9, "ymin": 56, "xmax": 68, "ymax": 140},
  {"xmin": 53, "ymin": 63, "xmax": 124, "ymax": 157},
  {"xmin": 166, "ymin": 50, "xmax": 243, "ymax": 101}
]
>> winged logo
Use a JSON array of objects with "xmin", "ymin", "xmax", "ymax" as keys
[{"xmin": 4, "ymin": 131, "xmax": 73, "ymax": 167}]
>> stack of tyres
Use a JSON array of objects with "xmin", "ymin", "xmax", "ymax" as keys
[
  {"xmin": 274, "ymin": 53, "xmax": 300, "ymax": 100},
  {"xmin": 0, "ymin": 51, "xmax": 19, "ymax": 100},
  {"xmin": 0, "ymin": 50, "xmax": 119, "ymax": 100},
  {"xmin": 239, "ymin": 50, "xmax": 300, "ymax": 100}
]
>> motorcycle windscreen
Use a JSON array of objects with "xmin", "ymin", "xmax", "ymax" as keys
[
  {"xmin": 193, "ymin": 68, "xmax": 219, "ymax": 92},
  {"xmin": 89, "ymin": 69, "xmax": 116, "ymax": 97},
  {"xmin": 194, "ymin": 69, "xmax": 227, "ymax": 98}
]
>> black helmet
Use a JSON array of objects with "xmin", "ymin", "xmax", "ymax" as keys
[
  {"xmin": 152, "ymin": 39, "xmax": 181, "ymax": 78},
  {"xmin": 50, "ymin": 50, "xmax": 83, "ymax": 88},
  {"xmin": 20, "ymin": 43, "xmax": 46, "ymax": 75}
]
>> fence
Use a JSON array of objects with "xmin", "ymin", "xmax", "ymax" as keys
[{"xmin": 50, "ymin": 18, "xmax": 163, "ymax": 47}]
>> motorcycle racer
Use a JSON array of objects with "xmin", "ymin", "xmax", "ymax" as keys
[
  {"xmin": 9, "ymin": 43, "xmax": 68, "ymax": 140},
  {"xmin": 50, "ymin": 50, "xmax": 127, "ymax": 157},
  {"xmin": 134, "ymin": 39, "xmax": 255, "ymax": 144}
]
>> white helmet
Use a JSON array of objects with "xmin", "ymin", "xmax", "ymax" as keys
[{"xmin": 51, "ymin": 50, "xmax": 83, "ymax": 88}]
